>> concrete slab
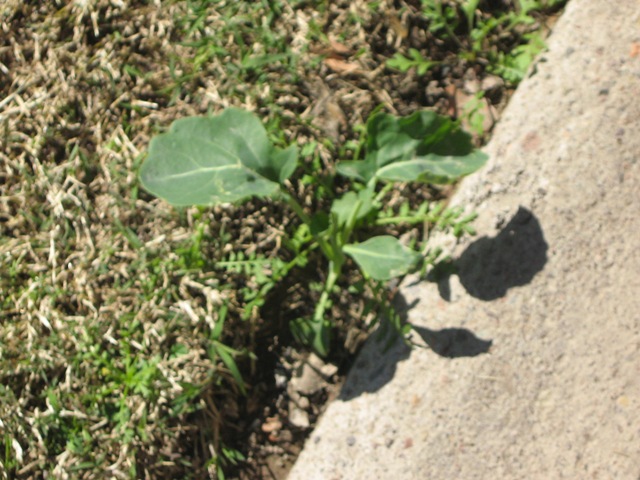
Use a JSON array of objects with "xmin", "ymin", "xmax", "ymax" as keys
[{"xmin": 289, "ymin": 1, "xmax": 640, "ymax": 478}]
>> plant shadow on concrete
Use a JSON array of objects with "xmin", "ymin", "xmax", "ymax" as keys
[
  {"xmin": 338, "ymin": 206, "xmax": 546, "ymax": 401},
  {"xmin": 412, "ymin": 326, "xmax": 493, "ymax": 358},
  {"xmin": 337, "ymin": 291, "xmax": 493, "ymax": 400},
  {"xmin": 433, "ymin": 206, "xmax": 548, "ymax": 301}
]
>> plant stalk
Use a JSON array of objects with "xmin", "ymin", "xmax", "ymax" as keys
[{"xmin": 313, "ymin": 258, "xmax": 343, "ymax": 323}]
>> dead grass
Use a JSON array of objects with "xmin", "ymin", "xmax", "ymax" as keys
[
  {"xmin": 0, "ymin": 1, "xmax": 261, "ymax": 477},
  {"xmin": 0, "ymin": 0, "xmax": 564, "ymax": 478}
]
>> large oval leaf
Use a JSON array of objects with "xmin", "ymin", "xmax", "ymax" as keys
[
  {"xmin": 343, "ymin": 236, "xmax": 422, "ymax": 280},
  {"xmin": 139, "ymin": 108, "xmax": 297, "ymax": 206}
]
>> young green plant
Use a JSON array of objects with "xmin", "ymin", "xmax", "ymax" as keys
[{"xmin": 139, "ymin": 108, "xmax": 487, "ymax": 356}]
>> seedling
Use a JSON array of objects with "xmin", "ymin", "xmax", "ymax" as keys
[
  {"xmin": 387, "ymin": 49, "xmax": 440, "ymax": 75},
  {"xmin": 139, "ymin": 108, "xmax": 487, "ymax": 356}
]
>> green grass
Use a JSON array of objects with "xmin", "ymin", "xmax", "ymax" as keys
[
  {"xmin": 165, "ymin": 0, "xmax": 304, "ymax": 106},
  {"xmin": 386, "ymin": 0, "xmax": 564, "ymax": 85}
]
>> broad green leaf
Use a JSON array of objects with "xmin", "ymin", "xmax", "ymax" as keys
[
  {"xmin": 336, "ymin": 110, "xmax": 486, "ymax": 185},
  {"xmin": 343, "ymin": 236, "xmax": 422, "ymax": 281},
  {"xmin": 139, "ymin": 108, "xmax": 298, "ymax": 206},
  {"xmin": 376, "ymin": 150, "xmax": 488, "ymax": 184},
  {"xmin": 428, "ymin": 127, "xmax": 474, "ymax": 156},
  {"xmin": 270, "ymin": 144, "xmax": 298, "ymax": 183},
  {"xmin": 309, "ymin": 212, "xmax": 330, "ymax": 237},
  {"xmin": 367, "ymin": 110, "xmax": 450, "ymax": 166}
]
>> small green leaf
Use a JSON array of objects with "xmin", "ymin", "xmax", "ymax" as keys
[
  {"xmin": 330, "ymin": 189, "xmax": 374, "ymax": 227},
  {"xmin": 210, "ymin": 304, "xmax": 227, "ymax": 341},
  {"xmin": 290, "ymin": 318, "xmax": 330, "ymax": 357},
  {"xmin": 387, "ymin": 49, "xmax": 437, "ymax": 75},
  {"xmin": 212, "ymin": 343, "xmax": 247, "ymax": 396},
  {"xmin": 387, "ymin": 53, "xmax": 414, "ymax": 72},
  {"xmin": 343, "ymin": 236, "xmax": 422, "ymax": 280}
]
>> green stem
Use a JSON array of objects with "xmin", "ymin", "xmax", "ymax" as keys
[
  {"xmin": 313, "ymin": 258, "xmax": 343, "ymax": 322},
  {"xmin": 436, "ymin": 3, "xmax": 464, "ymax": 50},
  {"xmin": 281, "ymin": 191, "xmax": 311, "ymax": 225},
  {"xmin": 373, "ymin": 182, "xmax": 393, "ymax": 203},
  {"xmin": 375, "ymin": 215, "xmax": 427, "ymax": 226}
]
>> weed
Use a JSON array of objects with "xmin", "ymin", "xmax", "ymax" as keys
[
  {"xmin": 387, "ymin": 49, "xmax": 440, "ymax": 75},
  {"xmin": 139, "ymin": 107, "xmax": 487, "ymax": 356},
  {"xmin": 459, "ymin": 91, "xmax": 488, "ymax": 138}
]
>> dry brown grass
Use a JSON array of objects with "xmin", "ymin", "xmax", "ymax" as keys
[{"xmin": 0, "ymin": 1, "xmax": 276, "ymax": 477}]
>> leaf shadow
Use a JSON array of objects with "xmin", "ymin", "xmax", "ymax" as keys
[
  {"xmin": 410, "ymin": 326, "xmax": 492, "ymax": 358},
  {"xmin": 337, "ymin": 298, "xmax": 414, "ymax": 401},
  {"xmin": 431, "ymin": 206, "xmax": 548, "ymax": 301}
]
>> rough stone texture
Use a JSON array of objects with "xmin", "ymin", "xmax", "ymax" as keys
[{"xmin": 289, "ymin": 1, "xmax": 640, "ymax": 478}]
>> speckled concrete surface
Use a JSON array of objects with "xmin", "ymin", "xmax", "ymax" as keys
[{"xmin": 288, "ymin": 1, "xmax": 640, "ymax": 478}]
